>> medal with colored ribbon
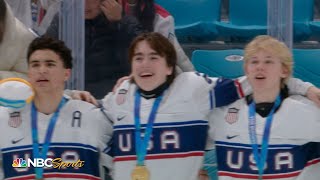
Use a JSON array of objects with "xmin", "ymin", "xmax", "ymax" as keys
[
  {"xmin": 0, "ymin": 78, "xmax": 34, "ymax": 109},
  {"xmin": 31, "ymin": 97, "xmax": 67, "ymax": 179},
  {"xmin": 248, "ymin": 95, "xmax": 281, "ymax": 180},
  {"xmin": 131, "ymin": 90, "xmax": 163, "ymax": 180}
]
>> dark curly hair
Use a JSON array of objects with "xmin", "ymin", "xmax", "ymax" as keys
[{"xmin": 27, "ymin": 36, "xmax": 73, "ymax": 69}]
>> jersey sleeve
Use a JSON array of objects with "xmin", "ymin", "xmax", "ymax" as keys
[
  {"xmin": 312, "ymin": 106, "xmax": 320, "ymax": 141},
  {"xmin": 212, "ymin": 76, "xmax": 317, "ymax": 108},
  {"xmin": 187, "ymin": 72, "xmax": 248, "ymax": 110},
  {"xmin": 210, "ymin": 76, "xmax": 314, "ymax": 108},
  {"xmin": 90, "ymin": 107, "xmax": 113, "ymax": 168},
  {"xmin": 207, "ymin": 75, "xmax": 314, "ymax": 108},
  {"xmin": 0, "ymin": 151, "xmax": 4, "ymax": 180},
  {"xmin": 0, "ymin": 108, "xmax": 11, "ymax": 179},
  {"xmin": 287, "ymin": 77, "xmax": 314, "ymax": 96},
  {"xmin": 211, "ymin": 76, "xmax": 251, "ymax": 108}
]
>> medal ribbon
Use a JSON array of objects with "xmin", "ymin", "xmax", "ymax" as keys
[
  {"xmin": 134, "ymin": 90, "xmax": 163, "ymax": 166},
  {"xmin": 31, "ymin": 97, "xmax": 67, "ymax": 179},
  {"xmin": 248, "ymin": 95, "xmax": 281, "ymax": 180}
]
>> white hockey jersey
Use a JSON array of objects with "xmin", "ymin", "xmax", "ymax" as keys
[
  {"xmin": 0, "ymin": 96, "xmax": 113, "ymax": 180},
  {"xmin": 103, "ymin": 72, "xmax": 245, "ymax": 180},
  {"xmin": 209, "ymin": 95, "xmax": 320, "ymax": 180}
]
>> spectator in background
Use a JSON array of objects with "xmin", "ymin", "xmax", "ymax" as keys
[
  {"xmin": 4, "ymin": 0, "xmax": 33, "ymax": 29},
  {"xmin": 0, "ymin": 0, "xmax": 35, "ymax": 79},
  {"xmin": 5, "ymin": 0, "xmax": 62, "ymax": 35},
  {"xmin": 46, "ymin": 0, "xmax": 193, "ymax": 99}
]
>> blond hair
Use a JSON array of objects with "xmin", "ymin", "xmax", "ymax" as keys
[{"xmin": 244, "ymin": 35, "xmax": 293, "ymax": 86}]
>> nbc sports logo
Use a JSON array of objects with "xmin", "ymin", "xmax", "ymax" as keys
[
  {"xmin": 12, "ymin": 158, "xmax": 27, "ymax": 168},
  {"xmin": 12, "ymin": 158, "xmax": 85, "ymax": 169},
  {"xmin": 12, "ymin": 158, "xmax": 53, "ymax": 168}
]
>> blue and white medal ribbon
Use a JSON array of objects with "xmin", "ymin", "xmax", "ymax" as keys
[
  {"xmin": 134, "ymin": 90, "xmax": 163, "ymax": 166},
  {"xmin": 248, "ymin": 95, "xmax": 281, "ymax": 180},
  {"xmin": 31, "ymin": 97, "xmax": 67, "ymax": 179}
]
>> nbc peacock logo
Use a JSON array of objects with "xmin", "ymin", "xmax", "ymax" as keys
[{"xmin": 12, "ymin": 158, "xmax": 27, "ymax": 168}]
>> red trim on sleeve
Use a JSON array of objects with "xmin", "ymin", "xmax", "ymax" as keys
[{"xmin": 234, "ymin": 80, "xmax": 245, "ymax": 98}]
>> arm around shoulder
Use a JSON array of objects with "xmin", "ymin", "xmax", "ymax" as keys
[{"xmin": 287, "ymin": 78, "xmax": 320, "ymax": 107}]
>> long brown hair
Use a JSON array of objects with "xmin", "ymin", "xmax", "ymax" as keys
[{"xmin": 0, "ymin": 0, "xmax": 7, "ymax": 43}]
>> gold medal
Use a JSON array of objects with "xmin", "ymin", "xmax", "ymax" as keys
[{"xmin": 131, "ymin": 165, "xmax": 150, "ymax": 180}]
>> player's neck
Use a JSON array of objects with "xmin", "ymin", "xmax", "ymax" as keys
[
  {"xmin": 34, "ymin": 91, "xmax": 64, "ymax": 115},
  {"xmin": 252, "ymin": 88, "xmax": 280, "ymax": 103}
]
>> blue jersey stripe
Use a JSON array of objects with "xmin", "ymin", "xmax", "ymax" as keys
[
  {"xmin": 2, "ymin": 142, "xmax": 97, "ymax": 153},
  {"xmin": 114, "ymin": 120, "xmax": 208, "ymax": 129},
  {"xmin": 216, "ymin": 141, "xmax": 298, "ymax": 148}
]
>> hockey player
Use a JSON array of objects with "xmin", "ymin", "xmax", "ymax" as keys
[
  {"xmin": 0, "ymin": 36, "xmax": 113, "ymax": 179},
  {"xmin": 209, "ymin": 35, "xmax": 320, "ymax": 180},
  {"xmin": 98, "ymin": 32, "xmax": 242, "ymax": 180},
  {"xmin": 98, "ymin": 32, "xmax": 318, "ymax": 180}
]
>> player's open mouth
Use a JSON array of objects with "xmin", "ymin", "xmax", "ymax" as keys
[
  {"xmin": 255, "ymin": 75, "xmax": 266, "ymax": 80},
  {"xmin": 140, "ymin": 73, "xmax": 153, "ymax": 78}
]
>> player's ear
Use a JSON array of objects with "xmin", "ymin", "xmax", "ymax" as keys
[{"xmin": 64, "ymin": 69, "xmax": 71, "ymax": 82}]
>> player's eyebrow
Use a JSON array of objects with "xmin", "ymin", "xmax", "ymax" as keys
[{"xmin": 29, "ymin": 59, "xmax": 57, "ymax": 63}]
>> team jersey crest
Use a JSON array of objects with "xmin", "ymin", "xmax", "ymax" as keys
[
  {"xmin": 225, "ymin": 107, "xmax": 239, "ymax": 124},
  {"xmin": 9, "ymin": 112, "xmax": 22, "ymax": 128},
  {"xmin": 116, "ymin": 89, "xmax": 128, "ymax": 105}
]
